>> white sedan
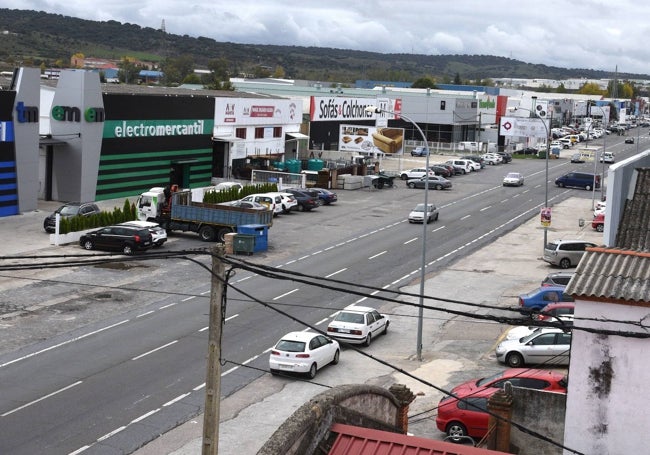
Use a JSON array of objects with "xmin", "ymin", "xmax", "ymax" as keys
[
  {"xmin": 327, "ymin": 305, "xmax": 390, "ymax": 346},
  {"xmin": 481, "ymin": 153, "xmax": 502, "ymax": 165},
  {"xmin": 503, "ymin": 172, "xmax": 524, "ymax": 186},
  {"xmin": 400, "ymin": 168, "xmax": 435, "ymax": 180},
  {"xmin": 269, "ymin": 331, "xmax": 340, "ymax": 378}
]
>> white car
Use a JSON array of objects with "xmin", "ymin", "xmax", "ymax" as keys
[
  {"xmin": 495, "ymin": 327, "xmax": 572, "ymax": 367},
  {"xmin": 594, "ymin": 200, "xmax": 607, "ymax": 217},
  {"xmin": 481, "ymin": 153, "xmax": 502, "ymax": 165},
  {"xmin": 241, "ymin": 193, "xmax": 282, "ymax": 216},
  {"xmin": 408, "ymin": 203, "xmax": 439, "ymax": 224},
  {"xmin": 503, "ymin": 172, "xmax": 525, "ymax": 186},
  {"xmin": 400, "ymin": 168, "xmax": 435, "ymax": 180},
  {"xmin": 119, "ymin": 220, "xmax": 167, "ymax": 247},
  {"xmin": 326, "ymin": 305, "xmax": 390, "ymax": 346},
  {"xmin": 269, "ymin": 331, "xmax": 340, "ymax": 378},
  {"xmin": 265, "ymin": 192, "xmax": 298, "ymax": 214},
  {"xmin": 445, "ymin": 159, "xmax": 473, "ymax": 174}
]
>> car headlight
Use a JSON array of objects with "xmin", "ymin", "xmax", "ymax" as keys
[{"xmin": 495, "ymin": 344, "xmax": 505, "ymax": 354}]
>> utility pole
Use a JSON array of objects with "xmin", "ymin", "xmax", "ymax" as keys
[{"xmin": 202, "ymin": 244, "xmax": 225, "ymax": 455}]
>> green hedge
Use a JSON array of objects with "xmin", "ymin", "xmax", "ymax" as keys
[
  {"xmin": 58, "ymin": 200, "xmax": 137, "ymax": 234},
  {"xmin": 202, "ymin": 183, "xmax": 279, "ymax": 204}
]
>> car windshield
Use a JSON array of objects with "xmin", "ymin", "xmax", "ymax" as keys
[
  {"xmin": 521, "ymin": 328, "xmax": 544, "ymax": 343},
  {"xmin": 476, "ymin": 371, "xmax": 506, "ymax": 387},
  {"xmin": 59, "ymin": 205, "xmax": 81, "ymax": 215},
  {"xmin": 335, "ymin": 312, "xmax": 365, "ymax": 324},
  {"xmin": 275, "ymin": 340, "xmax": 306, "ymax": 352},
  {"xmin": 506, "ymin": 173, "xmax": 520, "ymax": 178}
]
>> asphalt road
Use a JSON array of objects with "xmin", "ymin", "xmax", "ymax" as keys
[{"xmin": 0, "ymin": 132, "xmax": 642, "ymax": 454}]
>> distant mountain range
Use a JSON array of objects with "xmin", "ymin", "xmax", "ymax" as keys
[{"xmin": 0, "ymin": 8, "xmax": 646, "ymax": 83}]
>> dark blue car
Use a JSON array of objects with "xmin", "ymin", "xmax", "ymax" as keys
[
  {"xmin": 518, "ymin": 286, "xmax": 574, "ymax": 311},
  {"xmin": 410, "ymin": 146, "xmax": 429, "ymax": 156}
]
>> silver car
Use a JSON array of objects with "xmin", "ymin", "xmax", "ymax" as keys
[
  {"xmin": 503, "ymin": 172, "xmax": 524, "ymax": 186},
  {"xmin": 408, "ymin": 203, "xmax": 439, "ymax": 224},
  {"xmin": 543, "ymin": 239, "xmax": 597, "ymax": 269},
  {"xmin": 495, "ymin": 327, "xmax": 571, "ymax": 367}
]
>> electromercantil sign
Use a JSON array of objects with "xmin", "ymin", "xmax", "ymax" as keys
[{"xmin": 103, "ymin": 119, "xmax": 213, "ymax": 138}]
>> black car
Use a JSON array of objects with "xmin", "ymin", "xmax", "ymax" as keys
[
  {"xmin": 625, "ymin": 137, "xmax": 634, "ymax": 144},
  {"xmin": 44, "ymin": 202, "xmax": 101, "ymax": 233},
  {"xmin": 283, "ymin": 188, "xmax": 321, "ymax": 211},
  {"xmin": 496, "ymin": 151, "xmax": 513, "ymax": 163},
  {"xmin": 429, "ymin": 165, "xmax": 452, "ymax": 178},
  {"xmin": 79, "ymin": 225, "xmax": 154, "ymax": 255},
  {"xmin": 311, "ymin": 188, "xmax": 338, "ymax": 205}
]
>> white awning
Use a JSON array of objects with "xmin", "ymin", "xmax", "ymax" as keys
[
  {"xmin": 286, "ymin": 132, "xmax": 309, "ymax": 139},
  {"xmin": 212, "ymin": 136, "xmax": 243, "ymax": 142}
]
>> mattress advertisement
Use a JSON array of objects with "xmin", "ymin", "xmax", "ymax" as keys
[{"xmin": 339, "ymin": 124, "xmax": 404, "ymax": 155}]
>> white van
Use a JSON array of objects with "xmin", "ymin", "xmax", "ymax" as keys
[{"xmin": 458, "ymin": 141, "xmax": 479, "ymax": 152}]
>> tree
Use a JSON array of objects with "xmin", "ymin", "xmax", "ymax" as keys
[
  {"xmin": 203, "ymin": 57, "xmax": 234, "ymax": 90},
  {"xmin": 578, "ymin": 82, "xmax": 605, "ymax": 95},
  {"xmin": 118, "ymin": 57, "xmax": 140, "ymax": 84},
  {"xmin": 273, "ymin": 65, "xmax": 286, "ymax": 78},
  {"xmin": 556, "ymin": 83, "xmax": 567, "ymax": 93},
  {"xmin": 411, "ymin": 76, "xmax": 437, "ymax": 89},
  {"xmin": 453, "ymin": 72, "xmax": 462, "ymax": 84},
  {"xmin": 160, "ymin": 55, "xmax": 195, "ymax": 86}
]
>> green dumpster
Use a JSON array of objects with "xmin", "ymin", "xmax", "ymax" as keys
[{"xmin": 233, "ymin": 234, "xmax": 255, "ymax": 255}]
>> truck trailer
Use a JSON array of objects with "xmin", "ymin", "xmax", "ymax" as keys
[{"xmin": 137, "ymin": 186, "xmax": 273, "ymax": 242}]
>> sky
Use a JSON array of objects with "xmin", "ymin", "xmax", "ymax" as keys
[{"xmin": 4, "ymin": 0, "xmax": 650, "ymax": 76}]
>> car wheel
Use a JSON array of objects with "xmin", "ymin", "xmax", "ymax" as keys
[
  {"xmin": 461, "ymin": 169, "xmax": 466, "ymax": 175},
  {"xmin": 408, "ymin": 182, "xmax": 416, "ymax": 188},
  {"xmin": 597, "ymin": 224, "xmax": 604, "ymax": 232},
  {"xmin": 585, "ymin": 185, "xmax": 592, "ymax": 191},
  {"xmin": 506, "ymin": 352, "xmax": 524, "ymax": 367},
  {"xmin": 434, "ymin": 213, "xmax": 439, "ymax": 221},
  {"xmin": 199, "ymin": 226, "xmax": 216, "ymax": 242},
  {"xmin": 282, "ymin": 205, "xmax": 290, "ymax": 214},
  {"xmin": 435, "ymin": 184, "xmax": 443, "ymax": 190},
  {"xmin": 446, "ymin": 421, "xmax": 468, "ymax": 442},
  {"xmin": 297, "ymin": 204, "xmax": 305, "ymax": 212},
  {"xmin": 123, "ymin": 244, "xmax": 134, "ymax": 255},
  {"xmin": 364, "ymin": 333, "xmax": 372, "ymax": 347},
  {"xmin": 557, "ymin": 182, "xmax": 565, "ymax": 188},
  {"xmin": 217, "ymin": 227, "xmax": 233, "ymax": 243},
  {"xmin": 400, "ymin": 174, "xmax": 408, "ymax": 180},
  {"xmin": 383, "ymin": 321, "xmax": 389, "ymax": 335},
  {"xmin": 332, "ymin": 349, "xmax": 340, "ymax": 365},
  {"xmin": 83, "ymin": 240, "xmax": 94, "ymax": 250},
  {"xmin": 308, "ymin": 363, "xmax": 317, "ymax": 379},
  {"xmin": 559, "ymin": 258, "xmax": 571, "ymax": 269}
]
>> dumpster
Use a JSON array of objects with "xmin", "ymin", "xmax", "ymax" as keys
[
  {"xmin": 233, "ymin": 234, "xmax": 255, "ymax": 255},
  {"xmin": 237, "ymin": 224, "xmax": 269, "ymax": 252}
]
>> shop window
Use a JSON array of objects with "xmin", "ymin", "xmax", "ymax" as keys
[
  {"xmin": 273, "ymin": 126, "xmax": 282, "ymax": 138},
  {"xmin": 236, "ymin": 128, "xmax": 247, "ymax": 139},
  {"xmin": 255, "ymin": 127, "xmax": 264, "ymax": 139},
  {"xmin": 440, "ymin": 101, "xmax": 446, "ymax": 110}
]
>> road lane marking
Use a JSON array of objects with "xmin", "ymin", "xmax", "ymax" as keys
[
  {"xmin": 159, "ymin": 302, "xmax": 177, "ymax": 310},
  {"xmin": 272, "ymin": 288, "xmax": 298, "ymax": 300},
  {"xmin": 404, "ymin": 237, "xmax": 419, "ymax": 244},
  {"xmin": 368, "ymin": 251, "xmax": 387, "ymax": 260},
  {"xmin": 325, "ymin": 268, "xmax": 347, "ymax": 278},
  {"xmin": 164, "ymin": 393, "xmax": 190, "ymax": 407},
  {"xmin": 132, "ymin": 340, "xmax": 178, "ymax": 361},
  {"xmin": 480, "ymin": 206, "xmax": 492, "ymax": 212},
  {"xmin": 2, "ymin": 381, "xmax": 82, "ymax": 416},
  {"xmin": 136, "ymin": 310, "xmax": 154, "ymax": 318},
  {"xmin": 316, "ymin": 318, "xmax": 329, "ymax": 325},
  {"xmin": 460, "ymin": 214, "xmax": 471, "ymax": 220},
  {"xmin": 97, "ymin": 425, "xmax": 126, "ymax": 442},
  {"xmin": 181, "ymin": 296, "xmax": 195, "ymax": 302},
  {"xmin": 131, "ymin": 409, "xmax": 160, "ymax": 423}
]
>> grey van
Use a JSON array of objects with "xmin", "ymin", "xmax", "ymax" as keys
[
  {"xmin": 554, "ymin": 172, "xmax": 600, "ymax": 191},
  {"xmin": 543, "ymin": 239, "xmax": 597, "ymax": 269}
]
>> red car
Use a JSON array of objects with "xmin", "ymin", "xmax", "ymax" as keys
[
  {"xmin": 436, "ymin": 368, "xmax": 567, "ymax": 441},
  {"xmin": 592, "ymin": 213, "xmax": 605, "ymax": 232},
  {"xmin": 536, "ymin": 302, "xmax": 575, "ymax": 323}
]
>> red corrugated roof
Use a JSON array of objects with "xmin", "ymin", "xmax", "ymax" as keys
[{"xmin": 328, "ymin": 423, "xmax": 512, "ymax": 455}]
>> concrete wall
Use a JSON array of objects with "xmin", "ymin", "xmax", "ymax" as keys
[
  {"xmin": 510, "ymin": 387, "xmax": 566, "ymax": 455},
  {"xmin": 257, "ymin": 384, "xmax": 401, "ymax": 455}
]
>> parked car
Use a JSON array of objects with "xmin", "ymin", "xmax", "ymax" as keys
[
  {"xmin": 311, "ymin": 187, "xmax": 338, "ymax": 205},
  {"xmin": 625, "ymin": 137, "xmax": 635, "ymax": 144},
  {"xmin": 495, "ymin": 151, "xmax": 512, "ymax": 163},
  {"xmin": 554, "ymin": 172, "xmax": 600, "ymax": 191},
  {"xmin": 592, "ymin": 213, "xmax": 605, "ymax": 232},
  {"xmin": 408, "ymin": 203, "xmax": 439, "ymax": 224},
  {"xmin": 481, "ymin": 153, "xmax": 502, "ymax": 165},
  {"xmin": 326, "ymin": 305, "xmax": 389, "ymax": 346},
  {"xmin": 283, "ymin": 188, "xmax": 320, "ymax": 211},
  {"xmin": 461, "ymin": 155, "xmax": 485, "ymax": 170},
  {"xmin": 519, "ymin": 286, "xmax": 575, "ymax": 311},
  {"xmin": 428, "ymin": 165, "xmax": 452, "ymax": 178},
  {"xmin": 220, "ymin": 200, "xmax": 269, "ymax": 211},
  {"xmin": 410, "ymin": 146, "xmax": 429, "ymax": 156},
  {"xmin": 400, "ymin": 168, "xmax": 435, "ymax": 180},
  {"xmin": 406, "ymin": 175, "xmax": 452, "ymax": 190},
  {"xmin": 79, "ymin": 224, "xmax": 154, "ymax": 255},
  {"xmin": 268, "ymin": 331, "xmax": 339, "ymax": 378},
  {"xmin": 119, "ymin": 220, "xmax": 167, "ymax": 247},
  {"xmin": 502, "ymin": 172, "xmax": 524, "ymax": 187},
  {"xmin": 541, "ymin": 271, "xmax": 574, "ymax": 287},
  {"xmin": 519, "ymin": 147, "xmax": 539, "ymax": 155},
  {"xmin": 43, "ymin": 201, "xmax": 101, "ymax": 233},
  {"xmin": 432, "ymin": 163, "xmax": 456, "ymax": 176},
  {"xmin": 436, "ymin": 368, "xmax": 567, "ymax": 441},
  {"xmin": 600, "ymin": 151, "xmax": 615, "ymax": 163},
  {"xmin": 266, "ymin": 191, "xmax": 298, "ymax": 214},
  {"xmin": 536, "ymin": 302, "xmax": 575, "ymax": 323},
  {"xmin": 543, "ymin": 239, "xmax": 598, "ymax": 269},
  {"xmin": 495, "ymin": 327, "xmax": 572, "ymax": 367},
  {"xmin": 445, "ymin": 159, "xmax": 473, "ymax": 174},
  {"xmin": 241, "ymin": 194, "xmax": 282, "ymax": 216}
]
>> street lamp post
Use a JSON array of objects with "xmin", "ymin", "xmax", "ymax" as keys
[
  {"xmin": 588, "ymin": 105, "xmax": 607, "ymax": 209},
  {"xmin": 366, "ymin": 105, "xmax": 427, "ymax": 361},
  {"xmin": 508, "ymin": 106, "xmax": 550, "ymax": 249}
]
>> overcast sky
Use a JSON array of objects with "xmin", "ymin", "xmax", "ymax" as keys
[{"xmin": 5, "ymin": 0, "xmax": 649, "ymax": 76}]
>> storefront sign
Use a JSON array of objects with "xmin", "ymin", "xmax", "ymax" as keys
[
  {"xmin": 51, "ymin": 105, "xmax": 105, "ymax": 123},
  {"xmin": 310, "ymin": 96, "xmax": 382, "ymax": 122},
  {"xmin": 104, "ymin": 119, "xmax": 213, "ymax": 138},
  {"xmin": 15, "ymin": 102, "xmax": 39, "ymax": 123},
  {"xmin": 215, "ymin": 99, "xmax": 300, "ymax": 125}
]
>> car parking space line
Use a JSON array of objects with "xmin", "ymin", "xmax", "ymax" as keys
[{"xmin": 272, "ymin": 288, "xmax": 298, "ymax": 300}]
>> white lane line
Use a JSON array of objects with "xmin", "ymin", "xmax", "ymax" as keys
[
  {"xmin": 236, "ymin": 275, "xmax": 252, "ymax": 283},
  {"xmin": 193, "ymin": 383, "xmax": 206, "ymax": 391},
  {"xmin": 181, "ymin": 296, "xmax": 195, "ymax": 302},
  {"xmin": 460, "ymin": 214, "xmax": 471, "ymax": 221},
  {"xmin": 200, "ymin": 290, "xmax": 210, "ymax": 295},
  {"xmin": 0, "ymin": 320, "xmax": 129, "ymax": 369},
  {"xmin": 159, "ymin": 302, "xmax": 177, "ymax": 310},
  {"xmin": 272, "ymin": 288, "xmax": 298, "ymax": 300},
  {"xmin": 311, "ymin": 250, "xmax": 323, "ymax": 255},
  {"xmin": 69, "ymin": 445, "xmax": 92, "ymax": 454},
  {"xmin": 164, "ymin": 393, "xmax": 190, "ymax": 407},
  {"xmin": 242, "ymin": 355, "xmax": 259, "ymax": 365},
  {"xmin": 404, "ymin": 237, "xmax": 419, "ymax": 244},
  {"xmin": 298, "ymin": 255, "xmax": 310, "ymax": 260},
  {"xmin": 97, "ymin": 425, "xmax": 126, "ymax": 442},
  {"xmin": 432, "ymin": 226, "xmax": 446, "ymax": 232},
  {"xmin": 225, "ymin": 314, "xmax": 239, "ymax": 322},
  {"xmin": 368, "ymin": 251, "xmax": 387, "ymax": 260},
  {"xmin": 131, "ymin": 409, "xmax": 160, "ymax": 424},
  {"xmin": 198, "ymin": 327, "xmax": 208, "ymax": 332},
  {"xmin": 222, "ymin": 366, "xmax": 238, "ymax": 376},
  {"xmin": 136, "ymin": 311, "xmax": 154, "ymax": 318},
  {"xmin": 2, "ymin": 380, "xmax": 83, "ymax": 417},
  {"xmin": 480, "ymin": 206, "xmax": 492, "ymax": 212},
  {"xmin": 131, "ymin": 340, "xmax": 178, "ymax": 361},
  {"xmin": 325, "ymin": 268, "xmax": 347, "ymax": 278},
  {"xmin": 315, "ymin": 318, "xmax": 329, "ymax": 326}
]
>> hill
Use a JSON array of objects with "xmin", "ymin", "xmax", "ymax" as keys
[{"xmin": 0, "ymin": 8, "xmax": 646, "ymax": 84}]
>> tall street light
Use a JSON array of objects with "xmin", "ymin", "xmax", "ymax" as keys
[
  {"xmin": 588, "ymin": 104, "xmax": 607, "ymax": 209},
  {"xmin": 508, "ymin": 106, "xmax": 551, "ymax": 250},
  {"xmin": 365, "ymin": 105, "xmax": 427, "ymax": 361}
]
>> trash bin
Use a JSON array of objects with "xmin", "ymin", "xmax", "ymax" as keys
[
  {"xmin": 237, "ymin": 224, "xmax": 268, "ymax": 252},
  {"xmin": 233, "ymin": 234, "xmax": 255, "ymax": 255}
]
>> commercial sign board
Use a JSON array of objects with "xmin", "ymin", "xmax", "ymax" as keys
[
  {"xmin": 103, "ymin": 119, "xmax": 213, "ymax": 138},
  {"xmin": 499, "ymin": 116, "xmax": 549, "ymax": 139},
  {"xmin": 339, "ymin": 124, "xmax": 404, "ymax": 155},
  {"xmin": 310, "ymin": 96, "xmax": 400, "ymax": 122},
  {"xmin": 214, "ymin": 98, "xmax": 301, "ymax": 125}
]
